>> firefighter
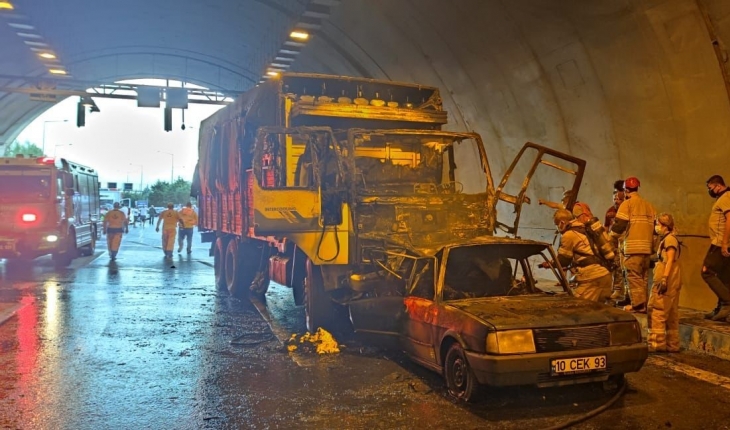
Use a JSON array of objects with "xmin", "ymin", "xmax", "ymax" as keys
[
  {"xmin": 648, "ymin": 213, "xmax": 682, "ymax": 352},
  {"xmin": 702, "ymin": 175, "xmax": 730, "ymax": 321},
  {"xmin": 540, "ymin": 209, "xmax": 612, "ymax": 302},
  {"xmin": 102, "ymin": 202, "xmax": 128, "ymax": 261},
  {"xmin": 156, "ymin": 203, "xmax": 181, "ymax": 259},
  {"xmin": 606, "ymin": 180, "xmax": 627, "ymax": 302},
  {"xmin": 177, "ymin": 202, "xmax": 198, "ymax": 254},
  {"xmin": 610, "ymin": 177, "xmax": 656, "ymax": 313}
]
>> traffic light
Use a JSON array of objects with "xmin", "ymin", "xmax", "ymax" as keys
[
  {"xmin": 76, "ymin": 100, "xmax": 85, "ymax": 127},
  {"xmin": 164, "ymin": 107, "xmax": 172, "ymax": 132}
]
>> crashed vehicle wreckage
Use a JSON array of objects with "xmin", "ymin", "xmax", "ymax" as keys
[{"xmin": 194, "ymin": 73, "xmax": 648, "ymax": 401}]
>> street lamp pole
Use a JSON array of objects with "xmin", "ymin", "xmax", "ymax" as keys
[{"xmin": 42, "ymin": 119, "xmax": 68, "ymax": 155}]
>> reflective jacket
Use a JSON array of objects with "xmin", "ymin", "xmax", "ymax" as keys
[{"xmin": 611, "ymin": 192, "xmax": 656, "ymax": 255}]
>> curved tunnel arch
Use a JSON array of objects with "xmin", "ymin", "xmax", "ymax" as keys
[{"xmin": 2, "ymin": 0, "xmax": 728, "ymax": 309}]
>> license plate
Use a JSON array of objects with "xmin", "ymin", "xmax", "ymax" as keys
[
  {"xmin": 551, "ymin": 355, "xmax": 606, "ymax": 375},
  {"xmin": 0, "ymin": 239, "xmax": 14, "ymax": 251}
]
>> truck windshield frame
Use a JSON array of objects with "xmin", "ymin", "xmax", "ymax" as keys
[{"xmin": 348, "ymin": 130, "xmax": 492, "ymax": 196}]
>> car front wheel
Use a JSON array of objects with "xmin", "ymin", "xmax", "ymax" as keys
[{"xmin": 444, "ymin": 343, "xmax": 477, "ymax": 402}]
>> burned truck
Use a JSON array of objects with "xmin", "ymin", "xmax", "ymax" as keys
[{"xmin": 194, "ymin": 73, "xmax": 586, "ymax": 332}]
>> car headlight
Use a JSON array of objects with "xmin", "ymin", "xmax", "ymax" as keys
[
  {"xmin": 608, "ymin": 321, "xmax": 642, "ymax": 346},
  {"xmin": 486, "ymin": 329, "xmax": 536, "ymax": 354}
]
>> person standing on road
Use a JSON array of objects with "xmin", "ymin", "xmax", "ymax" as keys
[
  {"xmin": 606, "ymin": 180, "xmax": 627, "ymax": 302},
  {"xmin": 702, "ymin": 175, "xmax": 730, "ymax": 321},
  {"xmin": 540, "ymin": 209, "xmax": 612, "ymax": 302},
  {"xmin": 156, "ymin": 203, "xmax": 180, "ymax": 259},
  {"xmin": 177, "ymin": 202, "xmax": 198, "ymax": 254},
  {"xmin": 102, "ymin": 202, "xmax": 128, "ymax": 261},
  {"xmin": 147, "ymin": 206, "xmax": 157, "ymax": 226},
  {"xmin": 610, "ymin": 177, "xmax": 656, "ymax": 313},
  {"xmin": 648, "ymin": 213, "xmax": 682, "ymax": 353}
]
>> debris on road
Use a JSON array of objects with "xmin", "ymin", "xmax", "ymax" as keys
[{"xmin": 287, "ymin": 328, "xmax": 341, "ymax": 355}]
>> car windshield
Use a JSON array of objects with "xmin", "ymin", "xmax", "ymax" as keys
[
  {"xmin": 442, "ymin": 243, "xmax": 565, "ymax": 300},
  {"xmin": 0, "ymin": 170, "xmax": 52, "ymax": 201},
  {"xmin": 352, "ymin": 132, "xmax": 489, "ymax": 195}
]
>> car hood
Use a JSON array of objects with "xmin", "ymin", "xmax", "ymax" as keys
[{"xmin": 446, "ymin": 295, "xmax": 637, "ymax": 330}]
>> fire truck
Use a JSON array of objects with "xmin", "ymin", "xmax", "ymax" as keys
[
  {"xmin": 0, "ymin": 155, "xmax": 100, "ymax": 265},
  {"xmin": 194, "ymin": 73, "xmax": 585, "ymax": 332}
]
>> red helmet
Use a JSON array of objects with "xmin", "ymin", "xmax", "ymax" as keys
[{"xmin": 624, "ymin": 177, "xmax": 640, "ymax": 189}]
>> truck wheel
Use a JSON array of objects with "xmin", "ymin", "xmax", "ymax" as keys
[
  {"xmin": 444, "ymin": 343, "xmax": 477, "ymax": 402},
  {"xmin": 80, "ymin": 229, "xmax": 96, "ymax": 256},
  {"xmin": 225, "ymin": 239, "xmax": 259, "ymax": 299},
  {"xmin": 304, "ymin": 259, "xmax": 333, "ymax": 332},
  {"xmin": 213, "ymin": 237, "xmax": 228, "ymax": 290},
  {"xmin": 53, "ymin": 231, "xmax": 76, "ymax": 267}
]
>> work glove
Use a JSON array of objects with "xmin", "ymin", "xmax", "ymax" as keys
[
  {"xmin": 654, "ymin": 277, "xmax": 667, "ymax": 295},
  {"xmin": 102, "ymin": 229, "xmax": 106, "ymax": 236},
  {"xmin": 125, "ymin": 228, "xmax": 129, "ymax": 234},
  {"xmin": 156, "ymin": 227, "xmax": 159, "ymax": 232}
]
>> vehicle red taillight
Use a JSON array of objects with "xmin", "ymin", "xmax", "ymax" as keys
[
  {"xmin": 21, "ymin": 213, "xmax": 38, "ymax": 223},
  {"xmin": 35, "ymin": 157, "xmax": 55, "ymax": 165}
]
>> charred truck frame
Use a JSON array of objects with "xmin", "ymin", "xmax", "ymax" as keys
[{"xmin": 194, "ymin": 73, "xmax": 585, "ymax": 332}]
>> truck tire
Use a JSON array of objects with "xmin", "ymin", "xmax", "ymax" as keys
[
  {"xmin": 53, "ymin": 230, "xmax": 76, "ymax": 267},
  {"xmin": 213, "ymin": 237, "xmax": 228, "ymax": 290},
  {"xmin": 80, "ymin": 227, "xmax": 96, "ymax": 256},
  {"xmin": 304, "ymin": 259, "xmax": 334, "ymax": 332},
  {"xmin": 225, "ymin": 239, "xmax": 261, "ymax": 299}
]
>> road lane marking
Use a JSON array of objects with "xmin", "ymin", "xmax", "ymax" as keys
[{"xmin": 647, "ymin": 355, "xmax": 730, "ymax": 390}]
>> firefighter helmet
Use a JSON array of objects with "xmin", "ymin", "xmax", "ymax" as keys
[{"xmin": 624, "ymin": 177, "xmax": 640, "ymax": 189}]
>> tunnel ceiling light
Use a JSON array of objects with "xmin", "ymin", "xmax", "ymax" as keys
[
  {"xmin": 17, "ymin": 31, "xmax": 41, "ymax": 38},
  {"xmin": 0, "ymin": 1, "xmax": 14, "ymax": 10},
  {"xmin": 290, "ymin": 30, "xmax": 309, "ymax": 40},
  {"xmin": 8, "ymin": 22, "xmax": 33, "ymax": 30},
  {"xmin": 24, "ymin": 40, "xmax": 48, "ymax": 47},
  {"xmin": 48, "ymin": 68, "xmax": 67, "ymax": 75},
  {"xmin": 38, "ymin": 52, "xmax": 56, "ymax": 59}
]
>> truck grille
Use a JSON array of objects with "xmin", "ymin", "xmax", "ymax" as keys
[{"xmin": 534, "ymin": 325, "xmax": 610, "ymax": 353}]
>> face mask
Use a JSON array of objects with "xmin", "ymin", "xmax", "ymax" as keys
[
  {"xmin": 655, "ymin": 225, "xmax": 664, "ymax": 235},
  {"xmin": 709, "ymin": 188, "xmax": 719, "ymax": 198}
]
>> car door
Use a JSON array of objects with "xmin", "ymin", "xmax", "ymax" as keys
[
  {"xmin": 348, "ymin": 255, "xmax": 438, "ymax": 360},
  {"xmin": 494, "ymin": 142, "xmax": 586, "ymax": 238},
  {"xmin": 402, "ymin": 257, "xmax": 439, "ymax": 365}
]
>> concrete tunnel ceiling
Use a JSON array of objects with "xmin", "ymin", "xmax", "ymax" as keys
[{"xmin": 1, "ymin": 1, "xmax": 729, "ymax": 307}]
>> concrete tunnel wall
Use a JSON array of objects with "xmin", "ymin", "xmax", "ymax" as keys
[{"xmin": 294, "ymin": 0, "xmax": 730, "ymax": 310}]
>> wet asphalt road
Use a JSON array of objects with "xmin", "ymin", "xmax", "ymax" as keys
[{"xmin": 1, "ymin": 225, "xmax": 730, "ymax": 429}]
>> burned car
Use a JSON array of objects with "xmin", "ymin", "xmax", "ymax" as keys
[{"xmin": 349, "ymin": 237, "xmax": 648, "ymax": 401}]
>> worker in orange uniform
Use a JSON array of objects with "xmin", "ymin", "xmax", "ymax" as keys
[
  {"xmin": 648, "ymin": 213, "xmax": 682, "ymax": 353},
  {"xmin": 102, "ymin": 202, "xmax": 128, "ymax": 261},
  {"xmin": 156, "ymin": 203, "xmax": 181, "ymax": 259},
  {"xmin": 177, "ymin": 202, "xmax": 198, "ymax": 254}
]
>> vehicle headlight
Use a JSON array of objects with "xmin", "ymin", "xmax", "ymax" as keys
[
  {"xmin": 608, "ymin": 321, "xmax": 642, "ymax": 345},
  {"xmin": 486, "ymin": 330, "xmax": 536, "ymax": 354},
  {"xmin": 45, "ymin": 235, "xmax": 58, "ymax": 243}
]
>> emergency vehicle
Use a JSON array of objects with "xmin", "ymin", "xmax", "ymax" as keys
[{"xmin": 0, "ymin": 155, "xmax": 100, "ymax": 265}]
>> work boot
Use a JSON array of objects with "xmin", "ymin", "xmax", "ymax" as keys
[
  {"xmin": 711, "ymin": 306, "xmax": 730, "ymax": 321},
  {"xmin": 187, "ymin": 248, "xmax": 192, "ymax": 254},
  {"xmin": 705, "ymin": 302, "xmax": 722, "ymax": 320},
  {"xmin": 610, "ymin": 290, "xmax": 624, "ymax": 301},
  {"xmin": 177, "ymin": 245, "xmax": 183, "ymax": 253}
]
